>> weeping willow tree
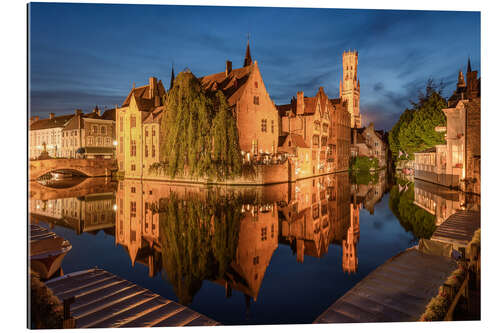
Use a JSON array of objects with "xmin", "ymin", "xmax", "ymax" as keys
[
  {"xmin": 156, "ymin": 192, "xmax": 242, "ymax": 305},
  {"xmin": 160, "ymin": 71, "xmax": 242, "ymax": 180}
]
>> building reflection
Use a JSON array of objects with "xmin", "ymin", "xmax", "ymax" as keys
[
  {"xmin": 30, "ymin": 180, "xmax": 116, "ymax": 235},
  {"xmin": 413, "ymin": 179, "xmax": 464, "ymax": 225},
  {"xmin": 113, "ymin": 171, "xmax": 388, "ymax": 305}
]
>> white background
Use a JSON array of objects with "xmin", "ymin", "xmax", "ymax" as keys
[{"xmin": 0, "ymin": 0, "xmax": 497, "ymax": 332}]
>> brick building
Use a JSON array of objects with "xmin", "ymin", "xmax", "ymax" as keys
[
  {"xmin": 340, "ymin": 50, "xmax": 361, "ymax": 128},
  {"xmin": 350, "ymin": 123, "xmax": 388, "ymax": 168},
  {"xmin": 61, "ymin": 106, "xmax": 116, "ymax": 159},
  {"xmin": 277, "ymin": 86, "xmax": 351, "ymax": 179},
  {"xmin": 200, "ymin": 41, "xmax": 279, "ymax": 158},
  {"xmin": 414, "ymin": 59, "xmax": 480, "ymax": 194}
]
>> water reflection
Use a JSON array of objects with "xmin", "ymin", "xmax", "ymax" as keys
[{"xmin": 32, "ymin": 169, "xmax": 461, "ymax": 321}]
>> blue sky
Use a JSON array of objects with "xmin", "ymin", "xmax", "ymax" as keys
[{"xmin": 29, "ymin": 3, "xmax": 480, "ymax": 130}]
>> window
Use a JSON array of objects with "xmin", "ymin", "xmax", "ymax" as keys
[
  {"xmin": 130, "ymin": 116, "xmax": 136, "ymax": 128},
  {"xmin": 261, "ymin": 227, "xmax": 267, "ymax": 241},
  {"xmin": 323, "ymin": 124, "xmax": 328, "ymax": 133},
  {"xmin": 93, "ymin": 125, "xmax": 98, "ymax": 134},
  {"xmin": 253, "ymin": 256, "xmax": 259, "ymax": 265},
  {"xmin": 145, "ymin": 145, "xmax": 148, "ymax": 157},
  {"xmin": 271, "ymin": 120, "xmax": 274, "ymax": 133},
  {"xmin": 152, "ymin": 145, "xmax": 155, "ymax": 158},
  {"xmin": 120, "ymin": 116, "xmax": 123, "ymax": 131},
  {"xmin": 120, "ymin": 137, "xmax": 123, "ymax": 153},
  {"xmin": 101, "ymin": 126, "xmax": 106, "ymax": 135},
  {"xmin": 145, "ymin": 127, "xmax": 149, "ymax": 137},
  {"xmin": 106, "ymin": 137, "xmax": 111, "ymax": 145},
  {"xmin": 97, "ymin": 137, "xmax": 101, "ymax": 145},
  {"xmin": 119, "ymin": 161, "xmax": 123, "ymax": 170},
  {"xmin": 321, "ymin": 136, "xmax": 327, "ymax": 146},
  {"xmin": 131, "ymin": 140, "xmax": 136, "ymax": 156},
  {"xmin": 254, "ymin": 96, "xmax": 259, "ymax": 105},
  {"xmin": 313, "ymin": 135, "xmax": 319, "ymax": 146},
  {"xmin": 131, "ymin": 164, "xmax": 136, "ymax": 171},
  {"xmin": 130, "ymin": 201, "xmax": 136, "ymax": 218},
  {"xmin": 120, "ymin": 199, "xmax": 123, "ymax": 214},
  {"xmin": 261, "ymin": 119, "xmax": 267, "ymax": 132},
  {"xmin": 254, "ymin": 81, "xmax": 258, "ymax": 88},
  {"xmin": 152, "ymin": 128, "xmax": 156, "ymax": 136},
  {"xmin": 131, "ymin": 187, "xmax": 136, "ymax": 193}
]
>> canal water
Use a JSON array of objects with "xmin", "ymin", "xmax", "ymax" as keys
[{"xmin": 29, "ymin": 171, "xmax": 445, "ymax": 325}]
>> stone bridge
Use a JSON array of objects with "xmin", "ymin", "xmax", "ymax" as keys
[
  {"xmin": 29, "ymin": 177, "xmax": 116, "ymax": 201},
  {"xmin": 29, "ymin": 158, "xmax": 117, "ymax": 181}
]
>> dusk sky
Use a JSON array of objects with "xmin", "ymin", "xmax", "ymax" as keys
[{"xmin": 29, "ymin": 3, "xmax": 480, "ymax": 130}]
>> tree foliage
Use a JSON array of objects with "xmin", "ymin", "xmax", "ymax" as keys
[
  {"xmin": 389, "ymin": 79, "xmax": 447, "ymax": 160},
  {"xmin": 160, "ymin": 71, "xmax": 242, "ymax": 180},
  {"xmin": 350, "ymin": 156, "xmax": 379, "ymax": 171}
]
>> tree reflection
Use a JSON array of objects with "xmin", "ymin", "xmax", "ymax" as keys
[
  {"xmin": 389, "ymin": 181, "xmax": 436, "ymax": 239},
  {"xmin": 154, "ymin": 192, "xmax": 242, "ymax": 305}
]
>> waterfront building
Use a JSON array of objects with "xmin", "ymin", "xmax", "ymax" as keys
[
  {"xmin": 340, "ymin": 50, "xmax": 361, "ymax": 128},
  {"xmin": 277, "ymin": 86, "xmax": 351, "ymax": 179},
  {"xmin": 61, "ymin": 107, "xmax": 116, "ymax": 159},
  {"xmin": 29, "ymin": 113, "xmax": 73, "ymax": 159},
  {"xmin": 116, "ymin": 77, "xmax": 167, "ymax": 178},
  {"xmin": 200, "ymin": 41, "xmax": 279, "ymax": 158},
  {"xmin": 350, "ymin": 123, "xmax": 388, "ymax": 167},
  {"xmin": 414, "ymin": 59, "xmax": 480, "ymax": 194},
  {"xmin": 342, "ymin": 203, "xmax": 360, "ymax": 274}
]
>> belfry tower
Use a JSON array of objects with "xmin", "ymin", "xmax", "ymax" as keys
[{"xmin": 340, "ymin": 50, "xmax": 361, "ymax": 128}]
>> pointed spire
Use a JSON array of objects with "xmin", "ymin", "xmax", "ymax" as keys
[
  {"xmin": 467, "ymin": 57, "xmax": 472, "ymax": 73},
  {"xmin": 170, "ymin": 64, "xmax": 175, "ymax": 90},
  {"xmin": 244, "ymin": 33, "xmax": 252, "ymax": 67}
]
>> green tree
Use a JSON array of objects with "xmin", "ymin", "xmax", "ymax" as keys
[
  {"xmin": 389, "ymin": 79, "xmax": 447, "ymax": 160},
  {"xmin": 159, "ymin": 70, "xmax": 242, "ymax": 179},
  {"xmin": 211, "ymin": 91, "xmax": 243, "ymax": 180}
]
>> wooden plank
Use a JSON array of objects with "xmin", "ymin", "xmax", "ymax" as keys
[
  {"xmin": 314, "ymin": 248, "xmax": 457, "ymax": 323},
  {"xmin": 45, "ymin": 269, "xmax": 219, "ymax": 327}
]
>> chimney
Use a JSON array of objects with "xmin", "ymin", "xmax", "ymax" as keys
[
  {"xmin": 30, "ymin": 116, "xmax": 39, "ymax": 125},
  {"xmin": 297, "ymin": 91, "xmax": 305, "ymax": 114},
  {"xmin": 49, "ymin": 112, "xmax": 55, "ymax": 119},
  {"xmin": 149, "ymin": 77, "xmax": 157, "ymax": 98},
  {"xmin": 225, "ymin": 60, "xmax": 232, "ymax": 76},
  {"xmin": 75, "ymin": 109, "xmax": 82, "ymax": 115}
]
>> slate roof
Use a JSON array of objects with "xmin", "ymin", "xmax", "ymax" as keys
[
  {"xmin": 30, "ymin": 114, "xmax": 74, "ymax": 131},
  {"xmin": 122, "ymin": 80, "xmax": 167, "ymax": 110},
  {"xmin": 143, "ymin": 106, "xmax": 164, "ymax": 124},
  {"xmin": 200, "ymin": 65, "xmax": 252, "ymax": 106}
]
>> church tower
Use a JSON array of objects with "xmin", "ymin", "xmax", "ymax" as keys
[{"xmin": 340, "ymin": 50, "xmax": 361, "ymax": 128}]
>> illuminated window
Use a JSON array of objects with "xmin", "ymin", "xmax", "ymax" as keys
[
  {"xmin": 261, "ymin": 227, "xmax": 267, "ymax": 241},
  {"xmin": 130, "ymin": 201, "xmax": 136, "ymax": 218},
  {"xmin": 131, "ymin": 140, "xmax": 136, "ymax": 156}
]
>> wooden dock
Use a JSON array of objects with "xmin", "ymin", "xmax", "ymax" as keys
[
  {"xmin": 45, "ymin": 268, "xmax": 219, "ymax": 328},
  {"xmin": 431, "ymin": 210, "xmax": 480, "ymax": 248},
  {"xmin": 314, "ymin": 248, "xmax": 457, "ymax": 323}
]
